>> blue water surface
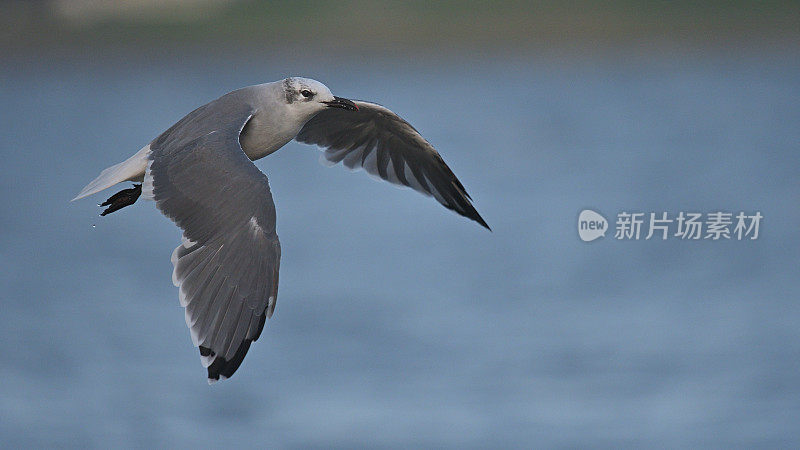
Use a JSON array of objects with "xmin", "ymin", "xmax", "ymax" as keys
[{"xmin": 0, "ymin": 47, "xmax": 798, "ymax": 447}]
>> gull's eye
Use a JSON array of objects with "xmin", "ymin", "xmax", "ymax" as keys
[{"xmin": 300, "ymin": 89, "xmax": 314, "ymax": 98}]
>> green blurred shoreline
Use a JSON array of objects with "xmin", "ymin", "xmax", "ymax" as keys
[{"xmin": 2, "ymin": 0, "xmax": 798, "ymax": 56}]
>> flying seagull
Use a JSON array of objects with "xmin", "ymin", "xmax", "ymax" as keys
[{"xmin": 73, "ymin": 77, "xmax": 489, "ymax": 383}]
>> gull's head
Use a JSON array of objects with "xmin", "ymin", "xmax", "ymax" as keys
[{"xmin": 281, "ymin": 77, "xmax": 358, "ymax": 119}]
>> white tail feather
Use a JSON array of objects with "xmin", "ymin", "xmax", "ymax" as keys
[{"xmin": 71, "ymin": 144, "xmax": 151, "ymax": 201}]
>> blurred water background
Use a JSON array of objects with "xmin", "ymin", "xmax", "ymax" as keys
[{"xmin": 1, "ymin": 1, "xmax": 799, "ymax": 447}]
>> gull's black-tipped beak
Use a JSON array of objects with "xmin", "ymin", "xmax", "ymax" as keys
[{"xmin": 324, "ymin": 96, "xmax": 359, "ymax": 111}]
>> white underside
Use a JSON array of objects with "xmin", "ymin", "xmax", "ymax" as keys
[
  {"xmin": 141, "ymin": 159, "xmax": 155, "ymax": 200},
  {"xmin": 71, "ymin": 144, "xmax": 151, "ymax": 201}
]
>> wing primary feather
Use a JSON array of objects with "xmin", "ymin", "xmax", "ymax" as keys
[{"xmin": 298, "ymin": 101, "xmax": 489, "ymax": 229}]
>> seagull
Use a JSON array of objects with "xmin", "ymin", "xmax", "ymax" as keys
[{"xmin": 73, "ymin": 77, "xmax": 489, "ymax": 383}]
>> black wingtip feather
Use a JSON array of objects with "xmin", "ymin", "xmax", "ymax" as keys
[
  {"xmin": 458, "ymin": 203, "xmax": 491, "ymax": 231},
  {"xmin": 474, "ymin": 213, "xmax": 492, "ymax": 231},
  {"xmin": 202, "ymin": 339, "xmax": 254, "ymax": 382}
]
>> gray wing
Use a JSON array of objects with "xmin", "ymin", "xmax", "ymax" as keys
[
  {"xmin": 296, "ymin": 101, "xmax": 489, "ymax": 230},
  {"xmin": 147, "ymin": 97, "xmax": 280, "ymax": 383}
]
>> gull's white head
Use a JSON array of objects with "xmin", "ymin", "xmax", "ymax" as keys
[{"xmin": 281, "ymin": 77, "xmax": 358, "ymax": 119}]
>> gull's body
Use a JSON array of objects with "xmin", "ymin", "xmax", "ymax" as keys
[{"xmin": 74, "ymin": 77, "xmax": 488, "ymax": 383}]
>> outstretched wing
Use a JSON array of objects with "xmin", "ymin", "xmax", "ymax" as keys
[
  {"xmin": 147, "ymin": 97, "xmax": 281, "ymax": 383},
  {"xmin": 296, "ymin": 101, "xmax": 489, "ymax": 230}
]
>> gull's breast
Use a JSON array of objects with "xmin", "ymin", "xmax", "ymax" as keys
[{"xmin": 239, "ymin": 111, "xmax": 301, "ymax": 161}]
